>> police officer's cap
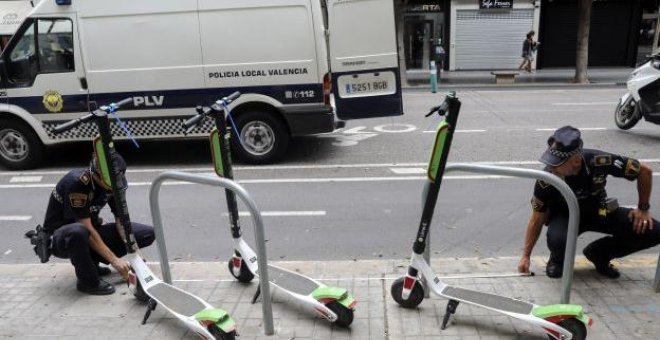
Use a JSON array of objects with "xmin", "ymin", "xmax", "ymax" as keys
[
  {"xmin": 90, "ymin": 151, "xmax": 128, "ymax": 189},
  {"xmin": 539, "ymin": 126, "xmax": 583, "ymax": 166}
]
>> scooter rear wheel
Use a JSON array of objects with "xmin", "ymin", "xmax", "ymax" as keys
[
  {"xmin": 390, "ymin": 277, "xmax": 425, "ymax": 308},
  {"xmin": 547, "ymin": 318, "xmax": 587, "ymax": 340},
  {"xmin": 326, "ymin": 300, "xmax": 354, "ymax": 327},
  {"xmin": 227, "ymin": 256, "xmax": 255, "ymax": 283},
  {"xmin": 208, "ymin": 324, "xmax": 236, "ymax": 340}
]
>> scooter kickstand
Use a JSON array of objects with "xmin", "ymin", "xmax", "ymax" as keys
[
  {"xmin": 441, "ymin": 299, "xmax": 459, "ymax": 330},
  {"xmin": 251, "ymin": 284, "xmax": 261, "ymax": 304},
  {"xmin": 141, "ymin": 299, "xmax": 158, "ymax": 325}
]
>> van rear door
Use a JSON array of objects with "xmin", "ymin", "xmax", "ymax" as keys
[{"xmin": 326, "ymin": 0, "xmax": 403, "ymax": 120}]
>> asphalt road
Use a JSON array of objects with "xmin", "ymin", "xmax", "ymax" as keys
[{"xmin": 2, "ymin": 86, "xmax": 660, "ymax": 265}]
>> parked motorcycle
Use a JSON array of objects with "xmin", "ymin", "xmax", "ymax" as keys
[{"xmin": 615, "ymin": 55, "xmax": 660, "ymax": 130}]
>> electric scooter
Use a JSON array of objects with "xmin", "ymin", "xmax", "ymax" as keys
[
  {"xmin": 615, "ymin": 53, "xmax": 660, "ymax": 130},
  {"xmin": 183, "ymin": 92, "xmax": 356, "ymax": 327},
  {"xmin": 53, "ymin": 100, "xmax": 237, "ymax": 340},
  {"xmin": 390, "ymin": 92, "xmax": 592, "ymax": 340}
]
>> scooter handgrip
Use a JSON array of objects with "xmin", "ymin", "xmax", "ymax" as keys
[
  {"xmin": 113, "ymin": 97, "xmax": 134, "ymax": 109},
  {"xmin": 183, "ymin": 114, "xmax": 204, "ymax": 130},
  {"xmin": 53, "ymin": 116, "xmax": 89, "ymax": 134},
  {"xmin": 225, "ymin": 91, "xmax": 241, "ymax": 103}
]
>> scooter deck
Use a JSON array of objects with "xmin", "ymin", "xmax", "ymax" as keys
[
  {"xmin": 148, "ymin": 282, "xmax": 206, "ymax": 317},
  {"xmin": 441, "ymin": 285, "xmax": 533, "ymax": 315},
  {"xmin": 268, "ymin": 265, "xmax": 319, "ymax": 295}
]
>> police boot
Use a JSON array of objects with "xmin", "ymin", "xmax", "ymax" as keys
[
  {"xmin": 77, "ymin": 279, "xmax": 116, "ymax": 295},
  {"xmin": 545, "ymin": 258, "xmax": 563, "ymax": 279},
  {"xmin": 583, "ymin": 244, "xmax": 620, "ymax": 279}
]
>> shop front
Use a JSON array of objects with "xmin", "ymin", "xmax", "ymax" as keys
[
  {"xmin": 400, "ymin": 0, "xmax": 449, "ymax": 80},
  {"xmin": 449, "ymin": 0, "xmax": 541, "ymax": 71}
]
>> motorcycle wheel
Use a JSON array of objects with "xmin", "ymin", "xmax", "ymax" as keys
[{"xmin": 614, "ymin": 98, "xmax": 641, "ymax": 130}]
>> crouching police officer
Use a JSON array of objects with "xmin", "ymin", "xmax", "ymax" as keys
[
  {"xmin": 518, "ymin": 126, "xmax": 660, "ymax": 279},
  {"xmin": 43, "ymin": 153, "xmax": 155, "ymax": 295}
]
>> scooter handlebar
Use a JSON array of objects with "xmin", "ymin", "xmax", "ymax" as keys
[
  {"xmin": 183, "ymin": 114, "xmax": 205, "ymax": 132},
  {"xmin": 52, "ymin": 114, "xmax": 93, "ymax": 134}
]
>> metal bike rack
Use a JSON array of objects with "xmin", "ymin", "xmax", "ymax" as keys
[
  {"xmin": 423, "ymin": 163, "xmax": 580, "ymax": 304},
  {"xmin": 149, "ymin": 171, "xmax": 274, "ymax": 336}
]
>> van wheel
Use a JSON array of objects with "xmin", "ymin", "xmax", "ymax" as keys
[
  {"xmin": 231, "ymin": 111, "xmax": 288, "ymax": 164},
  {"xmin": 0, "ymin": 119, "xmax": 44, "ymax": 170}
]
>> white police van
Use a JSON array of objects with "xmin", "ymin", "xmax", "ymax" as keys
[{"xmin": 0, "ymin": 0, "xmax": 403, "ymax": 169}]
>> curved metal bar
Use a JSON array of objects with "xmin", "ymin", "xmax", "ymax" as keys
[
  {"xmin": 437, "ymin": 164, "xmax": 580, "ymax": 304},
  {"xmin": 149, "ymin": 171, "xmax": 274, "ymax": 335}
]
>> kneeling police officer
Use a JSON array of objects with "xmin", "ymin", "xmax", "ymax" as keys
[
  {"xmin": 40, "ymin": 153, "xmax": 155, "ymax": 295},
  {"xmin": 518, "ymin": 126, "xmax": 660, "ymax": 279}
]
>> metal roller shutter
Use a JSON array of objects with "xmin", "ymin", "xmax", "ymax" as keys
[{"xmin": 455, "ymin": 9, "xmax": 534, "ymax": 70}]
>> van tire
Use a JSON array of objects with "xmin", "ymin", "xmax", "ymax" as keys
[
  {"xmin": 231, "ymin": 111, "xmax": 289, "ymax": 164},
  {"xmin": 0, "ymin": 119, "xmax": 44, "ymax": 170}
]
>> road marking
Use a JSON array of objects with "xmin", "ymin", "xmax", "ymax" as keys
[
  {"xmin": 9, "ymin": 176, "xmax": 42, "ymax": 183},
  {"xmin": 424, "ymin": 129, "xmax": 486, "ymax": 133},
  {"xmin": 552, "ymin": 102, "xmax": 617, "ymax": 106},
  {"xmin": 2, "ymin": 159, "xmax": 660, "ymax": 178},
  {"xmin": 0, "ymin": 216, "xmax": 32, "ymax": 221},
  {"xmin": 223, "ymin": 211, "xmax": 326, "ymax": 217},
  {"xmin": 390, "ymin": 168, "xmax": 426, "ymax": 174},
  {"xmin": 536, "ymin": 127, "xmax": 607, "ymax": 131},
  {"xmin": 373, "ymin": 124, "xmax": 417, "ymax": 133},
  {"xmin": 3, "ymin": 249, "xmax": 11, "ymax": 256}
]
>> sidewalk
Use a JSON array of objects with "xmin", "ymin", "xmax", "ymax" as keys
[
  {"xmin": 403, "ymin": 67, "xmax": 633, "ymax": 88},
  {"xmin": 1, "ymin": 255, "xmax": 659, "ymax": 339}
]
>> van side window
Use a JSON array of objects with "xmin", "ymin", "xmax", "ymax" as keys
[{"xmin": 4, "ymin": 18, "xmax": 74, "ymax": 88}]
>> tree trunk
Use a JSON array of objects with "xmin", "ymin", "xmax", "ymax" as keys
[{"xmin": 574, "ymin": 0, "xmax": 593, "ymax": 83}]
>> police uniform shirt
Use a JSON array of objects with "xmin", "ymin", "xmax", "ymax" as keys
[
  {"xmin": 43, "ymin": 169, "xmax": 117, "ymax": 232},
  {"xmin": 531, "ymin": 149, "xmax": 641, "ymax": 215}
]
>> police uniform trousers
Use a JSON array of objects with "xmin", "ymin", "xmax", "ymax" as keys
[
  {"xmin": 546, "ymin": 207, "xmax": 660, "ymax": 265},
  {"xmin": 52, "ymin": 222, "xmax": 155, "ymax": 285}
]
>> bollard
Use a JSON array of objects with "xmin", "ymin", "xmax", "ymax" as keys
[{"xmin": 430, "ymin": 61, "xmax": 438, "ymax": 93}]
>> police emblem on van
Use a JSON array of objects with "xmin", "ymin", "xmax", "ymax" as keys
[{"xmin": 43, "ymin": 90, "xmax": 64, "ymax": 113}]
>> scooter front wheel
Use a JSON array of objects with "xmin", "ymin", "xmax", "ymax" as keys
[
  {"xmin": 391, "ymin": 277, "xmax": 425, "ymax": 308},
  {"xmin": 547, "ymin": 318, "xmax": 587, "ymax": 340},
  {"xmin": 128, "ymin": 270, "xmax": 150, "ymax": 302},
  {"xmin": 326, "ymin": 300, "xmax": 354, "ymax": 327},
  {"xmin": 208, "ymin": 324, "xmax": 236, "ymax": 340},
  {"xmin": 227, "ymin": 256, "xmax": 255, "ymax": 283},
  {"xmin": 614, "ymin": 98, "xmax": 640, "ymax": 130}
]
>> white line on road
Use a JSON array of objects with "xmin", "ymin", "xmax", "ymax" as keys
[
  {"xmin": 424, "ymin": 129, "xmax": 486, "ymax": 133},
  {"xmin": 552, "ymin": 102, "xmax": 617, "ymax": 106},
  {"xmin": 6, "ymin": 172, "xmax": 660, "ymax": 188},
  {"xmin": 9, "ymin": 176, "xmax": 43, "ymax": 183},
  {"xmin": 390, "ymin": 168, "xmax": 427, "ymax": 174},
  {"xmin": 223, "ymin": 211, "xmax": 326, "ymax": 217},
  {"xmin": 0, "ymin": 216, "xmax": 32, "ymax": 221},
  {"xmin": 3, "ymin": 160, "xmax": 660, "ymax": 182},
  {"xmin": 4, "ymin": 249, "xmax": 12, "ymax": 255},
  {"xmin": 535, "ymin": 127, "xmax": 608, "ymax": 131}
]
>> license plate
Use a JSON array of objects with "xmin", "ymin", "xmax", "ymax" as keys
[{"xmin": 337, "ymin": 71, "xmax": 396, "ymax": 98}]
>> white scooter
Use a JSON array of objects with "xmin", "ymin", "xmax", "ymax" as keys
[
  {"xmin": 392, "ymin": 93, "xmax": 592, "ymax": 340},
  {"xmin": 615, "ymin": 54, "xmax": 660, "ymax": 129},
  {"xmin": 53, "ymin": 100, "xmax": 237, "ymax": 340}
]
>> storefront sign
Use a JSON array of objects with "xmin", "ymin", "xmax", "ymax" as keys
[
  {"xmin": 479, "ymin": 0, "xmax": 513, "ymax": 9},
  {"xmin": 406, "ymin": 4, "xmax": 443, "ymax": 13}
]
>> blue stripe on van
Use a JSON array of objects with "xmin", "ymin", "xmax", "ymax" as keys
[
  {"xmin": 8, "ymin": 84, "xmax": 324, "ymax": 115},
  {"xmin": 331, "ymin": 67, "xmax": 403, "ymax": 120}
]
